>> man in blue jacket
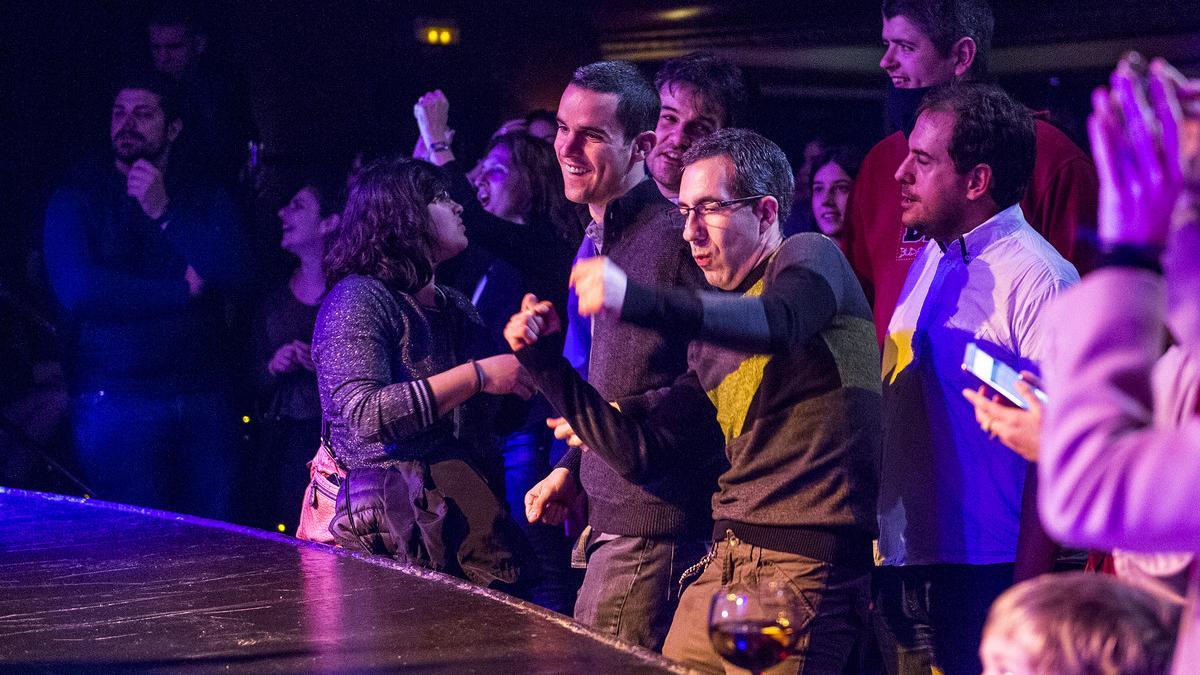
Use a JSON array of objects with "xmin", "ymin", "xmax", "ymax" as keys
[{"xmin": 44, "ymin": 72, "xmax": 248, "ymax": 520}]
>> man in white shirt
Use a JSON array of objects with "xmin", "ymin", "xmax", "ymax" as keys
[{"xmin": 876, "ymin": 83, "xmax": 1079, "ymax": 675}]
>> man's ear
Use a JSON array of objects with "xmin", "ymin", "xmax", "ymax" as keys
[
  {"xmin": 964, "ymin": 163, "xmax": 992, "ymax": 202},
  {"xmin": 167, "ymin": 118, "xmax": 183, "ymax": 144},
  {"xmin": 951, "ymin": 37, "xmax": 977, "ymax": 79},
  {"xmin": 631, "ymin": 130, "xmax": 656, "ymax": 162},
  {"xmin": 756, "ymin": 195, "xmax": 780, "ymax": 233}
]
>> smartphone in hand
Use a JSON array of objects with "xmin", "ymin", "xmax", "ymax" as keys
[{"xmin": 962, "ymin": 343, "xmax": 1047, "ymax": 410}]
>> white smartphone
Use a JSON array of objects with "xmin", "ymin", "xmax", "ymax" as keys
[{"xmin": 961, "ymin": 343, "xmax": 1048, "ymax": 410}]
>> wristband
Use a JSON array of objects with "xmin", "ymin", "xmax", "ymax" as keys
[
  {"xmin": 471, "ymin": 359, "xmax": 485, "ymax": 394},
  {"xmin": 1097, "ymin": 242, "xmax": 1164, "ymax": 274},
  {"xmin": 429, "ymin": 140, "xmax": 451, "ymax": 153}
]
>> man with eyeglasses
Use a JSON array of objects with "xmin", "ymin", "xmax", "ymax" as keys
[{"xmin": 506, "ymin": 128, "xmax": 881, "ymax": 673}]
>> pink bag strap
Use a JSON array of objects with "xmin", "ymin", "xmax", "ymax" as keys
[{"xmin": 318, "ymin": 417, "xmax": 347, "ymax": 475}]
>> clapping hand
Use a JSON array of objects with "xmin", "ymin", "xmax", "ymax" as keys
[
  {"xmin": 268, "ymin": 340, "xmax": 313, "ymax": 375},
  {"xmin": 1089, "ymin": 55, "xmax": 1195, "ymax": 248}
]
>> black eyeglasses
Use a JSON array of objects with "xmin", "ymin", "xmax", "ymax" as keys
[{"xmin": 677, "ymin": 194, "xmax": 769, "ymax": 220}]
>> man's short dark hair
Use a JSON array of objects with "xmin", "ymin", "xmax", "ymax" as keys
[
  {"xmin": 654, "ymin": 52, "xmax": 749, "ymax": 128},
  {"xmin": 882, "ymin": 0, "xmax": 994, "ymax": 80},
  {"xmin": 148, "ymin": 0, "xmax": 201, "ymax": 34},
  {"xmin": 569, "ymin": 61, "xmax": 659, "ymax": 142},
  {"xmin": 681, "ymin": 128, "xmax": 795, "ymax": 224},
  {"xmin": 917, "ymin": 83, "xmax": 1035, "ymax": 210},
  {"xmin": 113, "ymin": 71, "xmax": 184, "ymax": 124}
]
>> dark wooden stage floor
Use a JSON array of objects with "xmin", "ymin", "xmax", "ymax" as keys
[{"xmin": 0, "ymin": 488, "xmax": 684, "ymax": 673}]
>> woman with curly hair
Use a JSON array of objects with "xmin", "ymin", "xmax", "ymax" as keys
[{"xmin": 312, "ymin": 156, "xmax": 535, "ymax": 591}]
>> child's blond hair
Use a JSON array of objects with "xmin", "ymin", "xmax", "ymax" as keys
[{"xmin": 984, "ymin": 572, "xmax": 1178, "ymax": 674}]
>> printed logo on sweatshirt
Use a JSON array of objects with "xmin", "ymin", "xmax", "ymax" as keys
[{"xmin": 897, "ymin": 227, "xmax": 927, "ymax": 261}]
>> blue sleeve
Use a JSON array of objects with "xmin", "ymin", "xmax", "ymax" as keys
[
  {"xmin": 161, "ymin": 184, "xmax": 251, "ymax": 290},
  {"xmin": 43, "ymin": 187, "xmax": 190, "ymax": 318}
]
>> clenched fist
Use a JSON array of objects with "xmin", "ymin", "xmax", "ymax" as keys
[
  {"xmin": 569, "ymin": 257, "xmax": 628, "ymax": 318},
  {"xmin": 504, "ymin": 293, "xmax": 561, "ymax": 351},
  {"xmin": 414, "ymin": 89, "xmax": 451, "ymax": 147},
  {"xmin": 127, "ymin": 159, "xmax": 169, "ymax": 220}
]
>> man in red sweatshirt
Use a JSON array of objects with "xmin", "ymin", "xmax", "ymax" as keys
[{"xmin": 842, "ymin": 0, "xmax": 1098, "ymax": 346}]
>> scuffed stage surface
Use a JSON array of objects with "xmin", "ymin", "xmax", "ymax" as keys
[{"xmin": 0, "ymin": 488, "xmax": 683, "ymax": 673}]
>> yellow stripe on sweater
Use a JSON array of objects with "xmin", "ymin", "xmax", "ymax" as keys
[{"xmin": 705, "ymin": 276, "xmax": 769, "ymax": 443}]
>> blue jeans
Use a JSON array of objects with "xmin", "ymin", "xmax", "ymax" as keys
[
  {"xmin": 872, "ymin": 563, "xmax": 1015, "ymax": 675},
  {"xmin": 72, "ymin": 389, "xmax": 239, "ymax": 520},
  {"xmin": 501, "ymin": 430, "xmax": 577, "ymax": 614},
  {"xmin": 575, "ymin": 530, "xmax": 709, "ymax": 651}
]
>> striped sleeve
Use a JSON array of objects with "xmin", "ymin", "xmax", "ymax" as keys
[{"xmin": 408, "ymin": 378, "xmax": 436, "ymax": 430}]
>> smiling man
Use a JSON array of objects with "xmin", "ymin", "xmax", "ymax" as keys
[
  {"xmin": 508, "ymin": 128, "xmax": 881, "ymax": 672},
  {"xmin": 522, "ymin": 60, "xmax": 718, "ymax": 651},
  {"xmin": 842, "ymin": 0, "xmax": 1097, "ymax": 348},
  {"xmin": 646, "ymin": 52, "xmax": 748, "ymax": 202}
]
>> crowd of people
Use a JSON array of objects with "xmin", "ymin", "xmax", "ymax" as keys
[{"xmin": 8, "ymin": 0, "xmax": 1200, "ymax": 673}]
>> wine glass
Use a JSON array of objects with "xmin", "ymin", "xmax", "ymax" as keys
[{"xmin": 707, "ymin": 579, "xmax": 803, "ymax": 674}]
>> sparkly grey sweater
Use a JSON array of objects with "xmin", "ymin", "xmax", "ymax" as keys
[{"xmin": 312, "ymin": 275, "xmax": 496, "ymax": 469}]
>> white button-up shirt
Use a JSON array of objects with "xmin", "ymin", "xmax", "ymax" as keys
[{"xmin": 878, "ymin": 203, "xmax": 1079, "ymax": 566}]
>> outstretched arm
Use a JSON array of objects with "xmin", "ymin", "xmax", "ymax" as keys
[
  {"xmin": 506, "ymin": 295, "xmax": 723, "ymax": 483},
  {"xmin": 316, "ymin": 281, "xmax": 534, "ymax": 444},
  {"xmin": 571, "ymin": 239, "xmax": 842, "ymax": 356}
]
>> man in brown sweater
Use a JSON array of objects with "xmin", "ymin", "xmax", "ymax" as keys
[{"xmin": 508, "ymin": 128, "xmax": 881, "ymax": 673}]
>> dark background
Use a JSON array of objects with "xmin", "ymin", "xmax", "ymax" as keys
[{"xmin": 4, "ymin": 0, "xmax": 1200, "ymax": 298}]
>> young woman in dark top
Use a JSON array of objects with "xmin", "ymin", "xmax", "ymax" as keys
[
  {"xmin": 415, "ymin": 92, "xmax": 582, "ymax": 612},
  {"xmin": 248, "ymin": 175, "xmax": 342, "ymax": 532},
  {"xmin": 414, "ymin": 91, "xmax": 578, "ymax": 320},
  {"xmin": 312, "ymin": 156, "xmax": 536, "ymax": 590}
]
